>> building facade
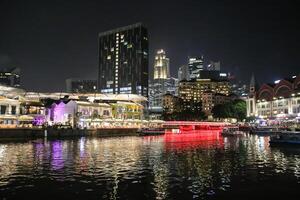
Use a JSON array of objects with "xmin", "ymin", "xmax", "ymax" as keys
[
  {"xmin": 162, "ymin": 93, "xmax": 181, "ymax": 114},
  {"xmin": 98, "ymin": 23, "xmax": 149, "ymax": 97},
  {"xmin": 66, "ymin": 78, "xmax": 97, "ymax": 93},
  {"xmin": 0, "ymin": 67, "xmax": 20, "ymax": 88},
  {"xmin": 188, "ymin": 56, "xmax": 204, "ymax": 79},
  {"xmin": 246, "ymin": 75, "xmax": 300, "ymax": 121},
  {"xmin": 178, "ymin": 65, "xmax": 190, "ymax": 81},
  {"xmin": 178, "ymin": 78, "xmax": 231, "ymax": 111},
  {"xmin": 148, "ymin": 77, "xmax": 178, "ymax": 118},
  {"xmin": 0, "ymin": 84, "xmax": 147, "ymax": 129},
  {"xmin": 201, "ymin": 92, "xmax": 233, "ymax": 115},
  {"xmin": 153, "ymin": 49, "xmax": 169, "ymax": 80},
  {"xmin": 0, "ymin": 96, "xmax": 20, "ymax": 128},
  {"xmin": 207, "ymin": 61, "xmax": 221, "ymax": 71}
]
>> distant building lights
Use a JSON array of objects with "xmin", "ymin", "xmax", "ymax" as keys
[
  {"xmin": 274, "ymin": 80, "xmax": 280, "ymax": 84},
  {"xmin": 292, "ymin": 75, "xmax": 296, "ymax": 78}
]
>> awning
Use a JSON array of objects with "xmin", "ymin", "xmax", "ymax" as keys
[{"xmin": 18, "ymin": 115, "xmax": 34, "ymax": 121}]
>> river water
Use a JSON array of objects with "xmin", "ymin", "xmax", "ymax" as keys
[{"xmin": 0, "ymin": 131, "xmax": 299, "ymax": 199}]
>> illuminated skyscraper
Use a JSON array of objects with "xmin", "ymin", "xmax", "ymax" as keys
[
  {"xmin": 153, "ymin": 49, "xmax": 169, "ymax": 80},
  {"xmin": 98, "ymin": 23, "xmax": 149, "ymax": 97},
  {"xmin": 188, "ymin": 56, "xmax": 204, "ymax": 79}
]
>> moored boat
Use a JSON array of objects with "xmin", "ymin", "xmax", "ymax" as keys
[
  {"xmin": 222, "ymin": 126, "xmax": 244, "ymax": 136},
  {"xmin": 269, "ymin": 131, "xmax": 300, "ymax": 145},
  {"xmin": 138, "ymin": 128, "xmax": 165, "ymax": 136},
  {"xmin": 250, "ymin": 126, "xmax": 282, "ymax": 135}
]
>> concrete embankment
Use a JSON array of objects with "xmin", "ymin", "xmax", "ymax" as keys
[{"xmin": 0, "ymin": 128, "xmax": 139, "ymax": 140}]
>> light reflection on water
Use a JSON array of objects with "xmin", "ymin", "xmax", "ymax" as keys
[{"xmin": 0, "ymin": 132, "xmax": 299, "ymax": 199}]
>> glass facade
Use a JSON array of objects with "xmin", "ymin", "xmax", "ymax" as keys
[
  {"xmin": 65, "ymin": 79, "xmax": 97, "ymax": 93},
  {"xmin": 98, "ymin": 23, "xmax": 149, "ymax": 97},
  {"xmin": 188, "ymin": 56, "xmax": 204, "ymax": 79}
]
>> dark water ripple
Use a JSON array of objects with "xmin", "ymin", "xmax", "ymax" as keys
[{"xmin": 0, "ymin": 133, "xmax": 300, "ymax": 199}]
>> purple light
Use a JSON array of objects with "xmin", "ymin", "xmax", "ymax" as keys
[
  {"xmin": 51, "ymin": 141, "xmax": 64, "ymax": 170},
  {"xmin": 33, "ymin": 116, "xmax": 45, "ymax": 126}
]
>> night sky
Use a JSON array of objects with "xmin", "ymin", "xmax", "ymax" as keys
[{"xmin": 0, "ymin": 0, "xmax": 299, "ymax": 92}]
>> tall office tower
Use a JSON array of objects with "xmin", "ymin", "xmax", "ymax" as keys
[
  {"xmin": 153, "ymin": 49, "xmax": 169, "ymax": 80},
  {"xmin": 188, "ymin": 56, "xmax": 204, "ymax": 79},
  {"xmin": 178, "ymin": 65, "xmax": 190, "ymax": 81},
  {"xmin": 98, "ymin": 23, "xmax": 149, "ymax": 97}
]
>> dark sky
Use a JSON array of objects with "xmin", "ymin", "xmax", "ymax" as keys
[{"xmin": 0, "ymin": 0, "xmax": 299, "ymax": 92}]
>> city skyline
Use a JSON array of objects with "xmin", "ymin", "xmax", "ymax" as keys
[{"xmin": 0, "ymin": 0, "xmax": 299, "ymax": 92}]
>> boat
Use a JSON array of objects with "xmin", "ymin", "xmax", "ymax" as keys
[
  {"xmin": 269, "ymin": 131, "xmax": 300, "ymax": 145},
  {"xmin": 138, "ymin": 128, "xmax": 165, "ymax": 136},
  {"xmin": 250, "ymin": 126, "xmax": 282, "ymax": 135},
  {"xmin": 221, "ymin": 127, "xmax": 244, "ymax": 136}
]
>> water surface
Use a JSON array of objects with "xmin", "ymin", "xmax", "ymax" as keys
[{"xmin": 0, "ymin": 131, "xmax": 299, "ymax": 199}]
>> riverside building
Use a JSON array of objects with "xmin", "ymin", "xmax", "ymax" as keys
[
  {"xmin": 0, "ymin": 84, "xmax": 147, "ymax": 129},
  {"xmin": 246, "ymin": 74, "xmax": 300, "ymax": 121}
]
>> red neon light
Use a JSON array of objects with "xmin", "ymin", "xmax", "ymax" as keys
[
  {"xmin": 164, "ymin": 121, "xmax": 228, "ymax": 126},
  {"xmin": 163, "ymin": 130, "xmax": 224, "ymax": 150}
]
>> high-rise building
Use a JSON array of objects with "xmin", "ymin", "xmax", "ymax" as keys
[
  {"xmin": 148, "ymin": 77, "xmax": 178, "ymax": 119},
  {"xmin": 98, "ymin": 23, "xmax": 148, "ymax": 97},
  {"xmin": 207, "ymin": 61, "xmax": 221, "ymax": 71},
  {"xmin": 66, "ymin": 78, "xmax": 97, "ymax": 93},
  {"xmin": 188, "ymin": 56, "xmax": 204, "ymax": 79},
  {"xmin": 0, "ymin": 67, "xmax": 20, "ymax": 88},
  {"xmin": 178, "ymin": 65, "xmax": 190, "ymax": 81},
  {"xmin": 153, "ymin": 49, "xmax": 169, "ymax": 80},
  {"xmin": 148, "ymin": 78, "xmax": 178, "ymax": 109}
]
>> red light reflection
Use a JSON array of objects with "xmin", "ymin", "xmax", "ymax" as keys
[{"xmin": 163, "ymin": 130, "xmax": 224, "ymax": 150}]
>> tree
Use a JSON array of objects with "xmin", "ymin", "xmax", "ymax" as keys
[
  {"xmin": 162, "ymin": 100, "xmax": 207, "ymax": 121},
  {"xmin": 211, "ymin": 99, "xmax": 246, "ymax": 121},
  {"xmin": 231, "ymin": 99, "xmax": 246, "ymax": 121}
]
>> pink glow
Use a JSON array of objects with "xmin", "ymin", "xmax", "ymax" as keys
[{"xmin": 163, "ymin": 130, "xmax": 224, "ymax": 150}]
